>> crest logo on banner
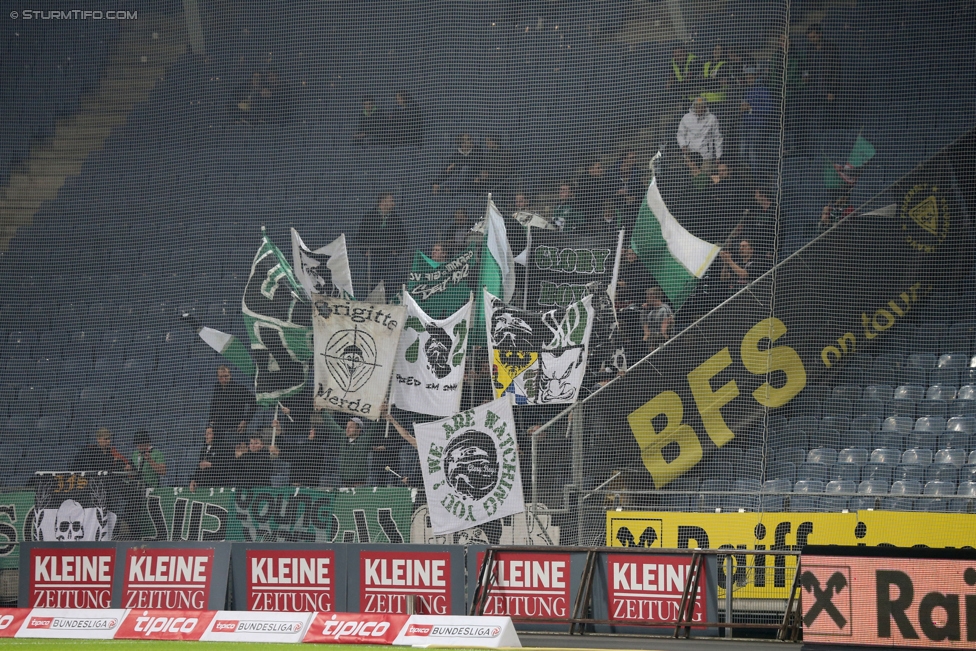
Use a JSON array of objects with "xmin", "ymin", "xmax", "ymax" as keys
[
  {"xmin": 414, "ymin": 396, "xmax": 525, "ymax": 535},
  {"xmin": 30, "ymin": 472, "xmax": 117, "ymax": 541},
  {"xmin": 314, "ymin": 297, "xmax": 405, "ymax": 420},
  {"xmin": 390, "ymin": 292, "xmax": 472, "ymax": 417},
  {"xmin": 484, "ymin": 289, "xmax": 594, "ymax": 405}
]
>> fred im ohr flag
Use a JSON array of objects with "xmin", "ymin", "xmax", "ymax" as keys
[{"xmin": 414, "ymin": 395, "xmax": 525, "ymax": 535}]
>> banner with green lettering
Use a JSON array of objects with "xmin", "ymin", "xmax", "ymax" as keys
[
  {"xmin": 0, "ymin": 490, "xmax": 37, "ymax": 570},
  {"xmin": 143, "ymin": 486, "xmax": 413, "ymax": 544}
]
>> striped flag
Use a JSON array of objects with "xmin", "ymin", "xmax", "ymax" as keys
[{"xmin": 631, "ymin": 177, "xmax": 720, "ymax": 307}]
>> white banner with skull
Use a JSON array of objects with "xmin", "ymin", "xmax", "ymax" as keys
[
  {"xmin": 313, "ymin": 296, "xmax": 406, "ymax": 421},
  {"xmin": 291, "ymin": 228, "xmax": 356, "ymax": 299},
  {"xmin": 31, "ymin": 472, "xmax": 117, "ymax": 541},
  {"xmin": 414, "ymin": 395, "xmax": 525, "ymax": 536},
  {"xmin": 484, "ymin": 288, "xmax": 595, "ymax": 405},
  {"xmin": 390, "ymin": 291, "xmax": 472, "ymax": 417}
]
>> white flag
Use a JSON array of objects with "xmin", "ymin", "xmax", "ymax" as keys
[
  {"xmin": 485, "ymin": 288, "xmax": 595, "ymax": 405},
  {"xmin": 414, "ymin": 395, "xmax": 525, "ymax": 535},
  {"xmin": 391, "ymin": 292, "xmax": 472, "ymax": 417},
  {"xmin": 291, "ymin": 228, "xmax": 355, "ymax": 299},
  {"xmin": 313, "ymin": 296, "xmax": 405, "ymax": 420}
]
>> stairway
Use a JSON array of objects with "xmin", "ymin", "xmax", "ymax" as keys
[{"xmin": 0, "ymin": 12, "xmax": 187, "ymax": 250}]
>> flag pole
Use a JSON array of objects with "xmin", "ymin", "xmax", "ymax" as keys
[
  {"xmin": 521, "ymin": 226, "xmax": 532, "ymax": 309},
  {"xmin": 272, "ymin": 403, "xmax": 279, "ymax": 449}
]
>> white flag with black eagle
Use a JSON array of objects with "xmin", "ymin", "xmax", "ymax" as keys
[
  {"xmin": 390, "ymin": 291, "xmax": 473, "ymax": 417},
  {"xmin": 414, "ymin": 395, "xmax": 525, "ymax": 535},
  {"xmin": 313, "ymin": 296, "xmax": 406, "ymax": 421},
  {"xmin": 291, "ymin": 228, "xmax": 356, "ymax": 300}
]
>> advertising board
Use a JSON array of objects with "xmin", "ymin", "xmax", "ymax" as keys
[
  {"xmin": 115, "ymin": 609, "xmax": 216, "ymax": 641},
  {"xmin": 607, "ymin": 511, "xmax": 976, "ymax": 600},
  {"xmin": 349, "ymin": 545, "xmax": 465, "ymax": 615},
  {"xmin": 241, "ymin": 547, "xmax": 340, "ymax": 612},
  {"xmin": 391, "ymin": 615, "xmax": 521, "ymax": 648},
  {"xmin": 590, "ymin": 551, "xmax": 717, "ymax": 634},
  {"xmin": 119, "ymin": 542, "xmax": 230, "ymax": 610},
  {"xmin": 802, "ymin": 546, "xmax": 976, "ymax": 649},
  {"xmin": 14, "ymin": 608, "xmax": 127, "ymax": 639},
  {"xmin": 303, "ymin": 612, "xmax": 408, "ymax": 644},
  {"xmin": 199, "ymin": 610, "xmax": 313, "ymax": 643},
  {"xmin": 468, "ymin": 548, "xmax": 586, "ymax": 632},
  {"xmin": 19, "ymin": 542, "xmax": 117, "ymax": 608},
  {"xmin": 0, "ymin": 609, "xmax": 31, "ymax": 637}
]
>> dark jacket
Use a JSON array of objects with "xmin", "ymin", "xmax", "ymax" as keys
[
  {"xmin": 355, "ymin": 209, "xmax": 408, "ymax": 256},
  {"xmin": 391, "ymin": 97, "xmax": 423, "ymax": 146},
  {"xmin": 434, "ymin": 147, "xmax": 483, "ymax": 189},
  {"xmin": 207, "ymin": 380, "xmax": 257, "ymax": 434},
  {"xmin": 358, "ymin": 106, "xmax": 389, "ymax": 144},
  {"xmin": 234, "ymin": 450, "xmax": 274, "ymax": 488},
  {"xmin": 192, "ymin": 442, "xmax": 223, "ymax": 488}
]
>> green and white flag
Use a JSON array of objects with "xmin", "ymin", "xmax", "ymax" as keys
[
  {"xmin": 242, "ymin": 227, "xmax": 313, "ymax": 406},
  {"xmin": 824, "ymin": 134, "xmax": 876, "ymax": 189},
  {"xmin": 196, "ymin": 326, "xmax": 257, "ymax": 377},
  {"xmin": 414, "ymin": 395, "xmax": 524, "ymax": 535},
  {"xmin": 631, "ymin": 177, "xmax": 720, "ymax": 307},
  {"xmin": 391, "ymin": 291, "xmax": 472, "ymax": 417},
  {"xmin": 472, "ymin": 196, "xmax": 516, "ymax": 344},
  {"xmin": 406, "ymin": 245, "xmax": 476, "ymax": 319}
]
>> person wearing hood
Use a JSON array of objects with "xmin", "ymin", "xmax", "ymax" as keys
[
  {"xmin": 676, "ymin": 97, "xmax": 723, "ymax": 178},
  {"xmin": 390, "ymin": 90, "xmax": 423, "ymax": 147}
]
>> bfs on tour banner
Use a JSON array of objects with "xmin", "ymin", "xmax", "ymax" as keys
[{"xmin": 414, "ymin": 396, "xmax": 525, "ymax": 536}]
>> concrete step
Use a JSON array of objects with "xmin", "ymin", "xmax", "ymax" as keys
[{"xmin": 0, "ymin": 11, "xmax": 186, "ymax": 249}]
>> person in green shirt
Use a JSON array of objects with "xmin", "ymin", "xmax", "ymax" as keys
[
  {"xmin": 131, "ymin": 430, "xmax": 167, "ymax": 489},
  {"xmin": 552, "ymin": 181, "xmax": 584, "ymax": 233}
]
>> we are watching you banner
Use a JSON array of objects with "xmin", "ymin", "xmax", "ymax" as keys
[{"xmin": 414, "ymin": 396, "xmax": 525, "ymax": 535}]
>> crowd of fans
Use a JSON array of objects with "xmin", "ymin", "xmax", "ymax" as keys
[{"xmin": 67, "ymin": 27, "xmax": 846, "ymax": 537}]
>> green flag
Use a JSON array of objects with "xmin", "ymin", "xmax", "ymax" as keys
[
  {"xmin": 824, "ymin": 134, "xmax": 876, "ymax": 189},
  {"xmin": 631, "ymin": 177, "xmax": 720, "ymax": 308},
  {"xmin": 241, "ymin": 227, "xmax": 313, "ymax": 406},
  {"xmin": 406, "ymin": 246, "xmax": 476, "ymax": 319},
  {"xmin": 471, "ymin": 198, "xmax": 516, "ymax": 344}
]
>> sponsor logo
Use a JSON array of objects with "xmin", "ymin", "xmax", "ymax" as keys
[
  {"xmin": 361, "ymin": 551, "xmax": 451, "ymax": 614},
  {"xmin": 406, "ymin": 624, "xmax": 432, "ymax": 636},
  {"xmin": 306, "ymin": 612, "xmax": 408, "ymax": 644},
  {"xmin": 247, "ymin": 551, "xmax": 334, "ymax": 612},
  {"xmin": 30, "ymin": 549, "xmax": 115, "ymax": 609},
  {"xmin": 116, "ymin": 610, "xmax": 210, "ymax": 640},
  {"xmin": 211, "ymin": 619, "xmax": 303, "ymax": 634},
  {"xmin": 901, "ymin": 182, "xmax": 950, "ymax": 253},
  {"xmin": 607, "ymin": 554, "xmax": 704, "ymax": 623},
  {"xmin": 802, "ymin": 568, "xmax": 851, "ymax": 633},
  {"xmin": 29, "ymin": 617, "xmax": 118, "ymax": 630},
  {"xmin": 122, "ymin": 549, "xmax": 214, "ymax": 610},
  {"xmin": 479, "ymin": 553, "xmax": 571, "ymax": 618}
]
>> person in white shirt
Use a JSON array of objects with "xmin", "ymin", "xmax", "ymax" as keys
[{"xmin": 676, "ymin": 97, "xmax": 724, "ymax": 177}]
